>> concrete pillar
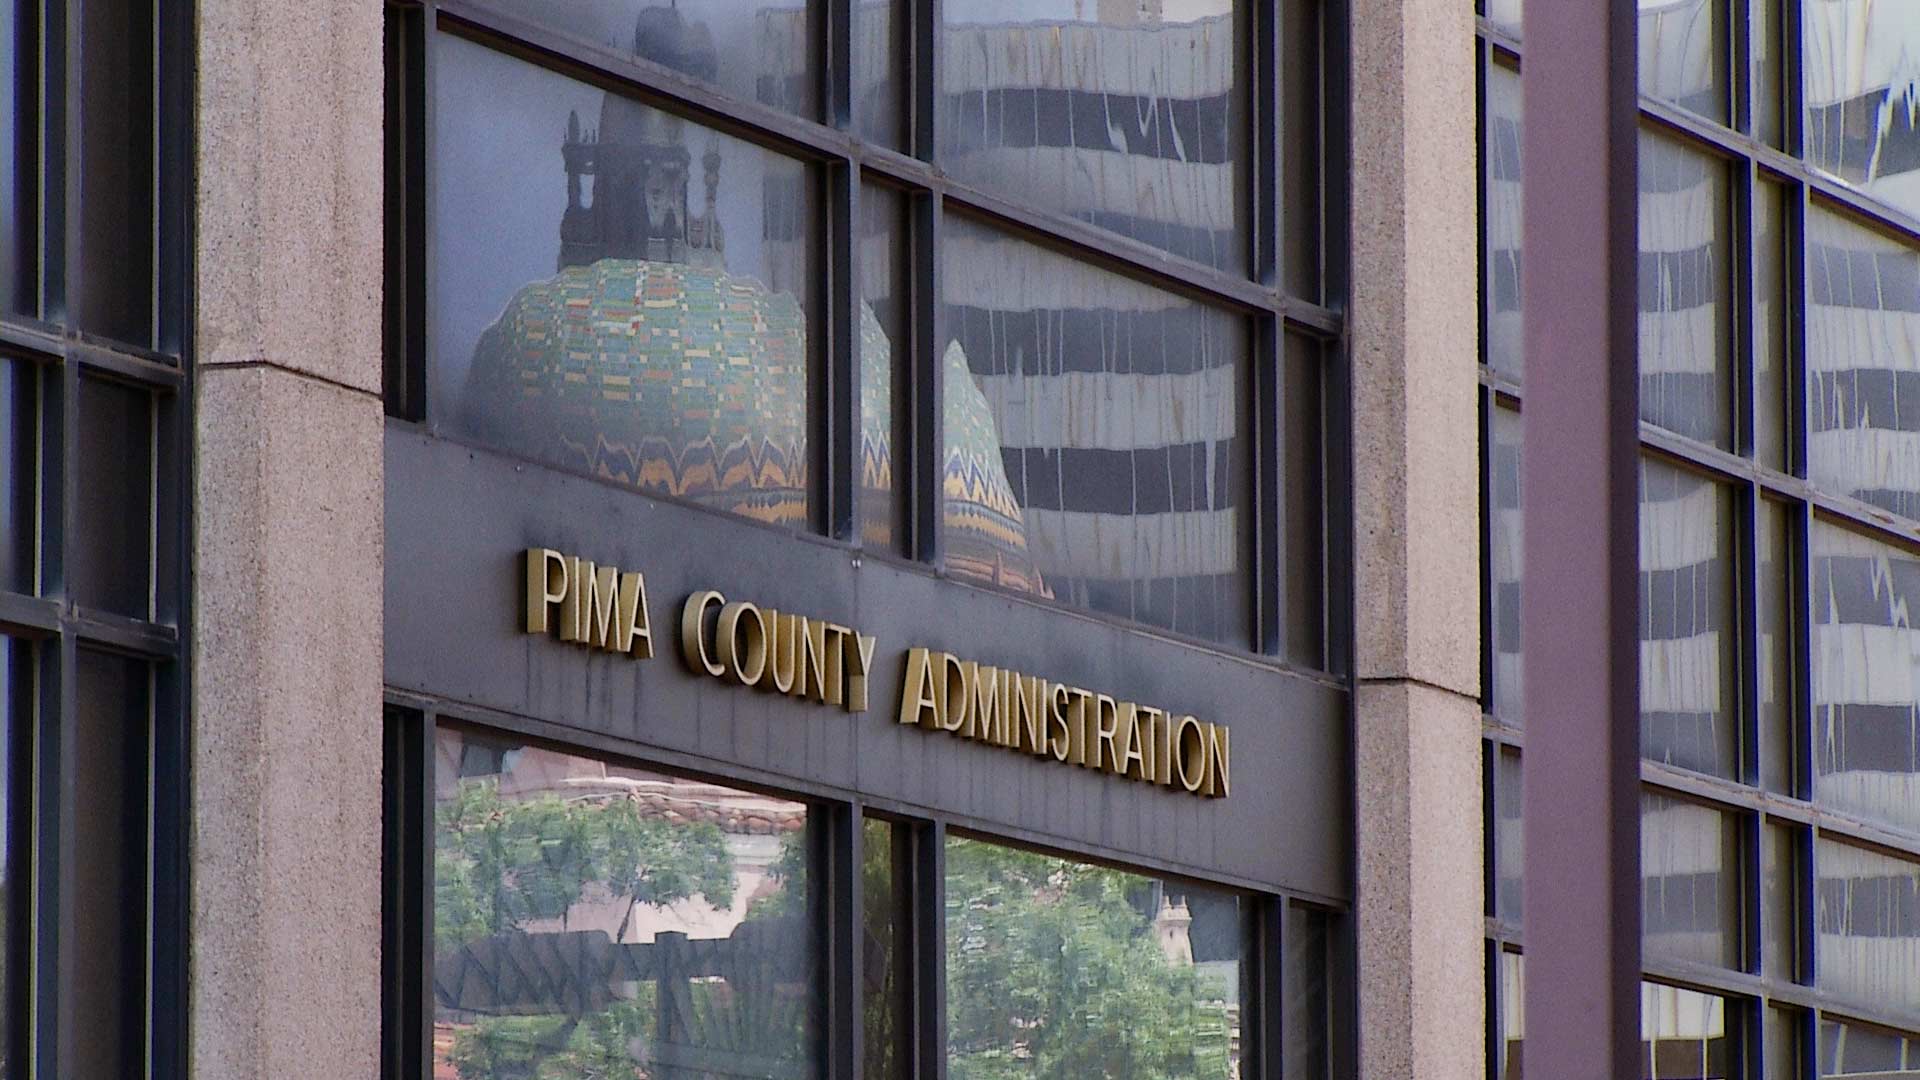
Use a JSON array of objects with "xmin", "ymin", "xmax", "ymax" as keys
[
  {"xmin": 191, "ymin": 1, "xmax": 385, "ymax": 1076},
  {"xmin": 1348, "ymin": 0, "xmax": 1484, "ymax": 1074}
]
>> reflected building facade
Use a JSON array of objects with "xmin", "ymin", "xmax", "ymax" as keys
[{"xmin": 1480, "ymin": 0, "xmax": 1920, "ymax": 1075}]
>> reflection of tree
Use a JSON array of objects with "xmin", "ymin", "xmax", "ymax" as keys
[
  {"xmin": 436, "ymin": 778, "xmax": 738, "ymax": 1079},
  {"xmin": 945, "ymin": 839, "xmax": 1234, "ymax": 1080}
]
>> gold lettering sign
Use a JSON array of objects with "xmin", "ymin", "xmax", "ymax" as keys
[
  {"xmin": 525, "ymin": 548, "xmax": 653, "ymax": 658},
  {"xmin": 894, "ymin": 649, "xmax": 1229, "ymax": 799},
  {"xmin": 679, "ymin": 591, "xmax": 876, "ymax": 713},
  {"xmin": 519, "ymin": 551, "xmax": 1227, "ymax": 797}
]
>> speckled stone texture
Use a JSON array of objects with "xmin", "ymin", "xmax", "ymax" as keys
[
  {"xmin": 192, "ymin": 0, "xmax": 384, "ymax": 1075},
  {"xmin": 1348, "ymin": 0, "xmax": 1484, "ymax": 1075}
]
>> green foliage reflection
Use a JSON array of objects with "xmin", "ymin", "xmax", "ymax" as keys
[{"xmin": 945, "ymin": 838, "xmax": 1236, "ymax": 1080}]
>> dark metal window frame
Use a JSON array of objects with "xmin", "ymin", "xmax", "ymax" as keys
[
  {"xmin": 382, "ymin": 0, "xmax": 1353, "ymax": 673},
  {"xmin": 382, "ymin": 700, "xmax": 1333, "ymax": 1080},
  {"xmin": 1479, "ymin": 0, "xmax": 1920, "ymax": 1070},
  {"xmin": 0, "ymin": 0, "xmax": 195, "ymax": 1075}
]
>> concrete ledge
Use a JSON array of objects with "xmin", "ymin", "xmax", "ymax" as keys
[{"xmin": 191, "ymin": 365, "xmax": 383, "ymax": 1078}]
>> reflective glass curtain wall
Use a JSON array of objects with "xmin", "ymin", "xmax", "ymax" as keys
[
  {"xmin": 385, "ymin": 0, "xmax": 1349, "ymax": 1075},
  {"xmin": 1480, "ymin": 0, "xmax": 1920, "ymax": 1075},
  {"xmin": 391, "ymin": 0, "xmax": 1342, "ymax": 666},
  {"xmin": 0, "ymin": 0, "xmax": 192, "ymax": 1076}
]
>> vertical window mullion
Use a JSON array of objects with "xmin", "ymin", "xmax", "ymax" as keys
[
  {"xmin": 38, "ymin": 0, "xmax": 65, "ymax": 324},
  {"xmin": 827, "ymin": 801, "xmax": 861, "ymax": 1080},
  {"xmin": 910, "ymin": 191, "xmax": 941, "ymax": 566},
  {"xmin": 826, "ymin": 165, "xmax": 857, "ymax": 542},
  {"xmin": 33, "ymin": 631, "xmax": 72, "ymax": 1080},
  {"xmin": 1253, "ymin": 316, "xmax": 1281, "ymax": 654},
  {"xmin": 914, "ymin": 819, "xmax": 946, "ymax": 1080}
]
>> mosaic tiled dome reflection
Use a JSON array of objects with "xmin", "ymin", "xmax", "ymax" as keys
[{"xmin": 463, "ymin": 257, "xmax": 1046, "ymax": 595}]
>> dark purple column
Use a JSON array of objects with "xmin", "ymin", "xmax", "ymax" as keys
[{"xmin": 1520, "ymin": 0, "xmax": 1642, "ymax": 1076}]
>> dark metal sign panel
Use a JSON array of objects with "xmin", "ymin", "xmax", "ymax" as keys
[{"xmin": 386, "ymin": 429, "xmax": 1350, "ymax": 901}]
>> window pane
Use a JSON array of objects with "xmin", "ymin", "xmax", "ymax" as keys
[
  {"xmin": 939, "ymin": 2, "xmax": 1247, "ymax": 274},
  {"xmin": 1754, "ymin": 0, "xmax": 1783, "ymax": 147},
  {"xmin": 1640, "ymin": 459, "xmax": 1738, "ymax": 779},
  {"xmin": 72, "ymin": 650, "xmax": 149, "ymax": 1079},
  {"xmin": 1499, "ymin": 951, "xmax": 1523, "ymax": 1080},
  {"xmin": 1641, "ymin": 791, "xmax": 1741, "ymax": 970},
  {"xmin": 1820, "ymin": 1018, "xmax": 1920, "ymax": 1078},
  {"xmin": 1484, "ymin": 62, "xmax": 1524, "ymax": 381},
  {"xmin": 1281, "ymin": 332, "xmax": 1324, "ymax": 667},
  {"xmin": 74, "ymin": 376, "xmax": 151, "ymax": 617},
  {"xmin": 1641, "ymin": 983, "xmax": 1733, "ymax": 1080},
  {"xmin": 862, "ymin": 817, "xmax": 907, "ymax": 1080},
  {"xmin": 0, "ymin": 640, "xmax": 25, "ymax": 1077},
  {"xmin": 1759, "ymin": 498, "xmax": 1795, "ymax": 794},
  {"xmin": 1495, "ymin": 748, "xmax": 1523, "ymax": 924},
  {"xmin": 1815, "ymin": 837, "xmax": 1920, "ymax": 1016},
  {"xmin": 1763, "ymin": 822, "xmax": 1801, "ymax": 983},
  {"xmin": 1638, "ymin": 0, "xmax": 1727, "ymax": 124},
  {"xmin": 75, "ymin": 0, "xmax": 154, "ymax": 346},
  {"xmin": 1768, "ymin": 1006, "xmax": 1804, "ymax": 1080},
  {"xmin": 474, "ymin": 0, "xmax": 819, "ymax": 119},
  {"xmin": 1804, "ymin": 3, "xmax": 1920, "ymax": 218},
  {"xmin": 1807, "ymin": 206, "xmax": 1920, "ymax": 520},
  {"xmin": 860, "ymin": 184, "xmax": 906, "ymax": 554},
  {"xmin": 943, "ymin": 835, "xmax": 1245, "ymax": 1079},
  {"xmin": 1755, "ymin": 179, "xmax": 1789, "ymax": 471},
  {"xmin": 1489, "ymin": 404, "xmax": 1523, "ymax": 723},
  {"xmin": 1810, "ymin": 520, "xmax": 1920, "ymax": 834},
  {"xmin": 1284, "ymin": 903, "xmax": 1329, "ymax": 1080},
  {"xmin": 940, "ymin": 218, "xmax": 1250, "ymax": 645},
  {"xmin": 432, "ymin": 726, "xmax": 818, "ymax": 1079},
  {"xmin": 855, "ymin": 0, "xmax": 904, "ymax": 149},
  {"xmin": 437, "ymin": 37, "xmax": 815, "ymax": 529},
  {"xmin": 0, "ymin": 360, "xmax": 33, "ymax": 594},
  {"xmin": 1, "ymin": 0, "xmax": 29, "ymax": 317},
  {"xmin": 1639, "ymin": 131, "xmax": 1732, "ymax": 448}
]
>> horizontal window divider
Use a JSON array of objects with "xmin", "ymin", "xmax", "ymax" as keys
[
  {"xmin": 0, "ymin": 593, "xmax": 62, "ymax": 637},
  {"xmin": 1474, "ymin": 17, "xmax": 1522, "ymax": 60},
  {"xmin": 68, "ymin": 607, "xmax": 178, "ymax": 658},
  {"xmin": 1484, "ymin": 915, "xmax": 1522, "ymax": 948},
  {"xmin": 1481, "ymin": 718, "xmax": 1522, "ymax": 747},
  {"xmin": 433, "ymin": 0, "xmax": 1341, "ymax": 332},
  {"xmin": 1792, "ymin": 995, "xmax": 1920, "ymax": 1044},
  {"xmin": 68, "ymin": 340, "xmax": 183, "ymax": 389},
  {"xmin": 0, "ymin": 320, "xmax": 67, "ymax": 359},
  {"xmin": 1640, "ymin": 958, "xmax": 1769, "ymax": 1002}
]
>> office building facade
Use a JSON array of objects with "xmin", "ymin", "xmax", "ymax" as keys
[{"xmin": 7, "ymin": 0, "xmax": 1914, "ymax": 1078}]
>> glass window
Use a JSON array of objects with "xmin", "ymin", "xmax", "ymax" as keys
[
  {"xmin": 1807, "ymin": 206, "xmax": 1920, "ymax": 521},
  {"xmin": 1489, "ymin": 405, "xmax": 1523, "ymax": 723},
  {"xmin": 1641, "ymin": 983, "xmax": 1734, "ymax": 1080},
  {"xmin": 1814, "ymin": 837, "xmax": 1920, "ymax": 1016},
  {"xmin": 1638, "ymin": 0, "xmax": 1726, "ymax": 124},
  {"xmin": 855, "ymin": 0, "xmax": 904, "ymax": 149},
  {"xmin": 1756, "ymin": 179, "xmax": 1789, "ymax": 472},
  {"xmin": 862, "ymin": 817, "xmax": 907, "ymax": 1080},
  {"xmin": 1804, "ymin": 1, "xmax": 1920, "ymax": 219},
  {"xmin": 1, "ymin": 640, "xmax": 24, "ymax": 1076},
  {"xmin": 1768, "ymin": 1006, "xmax": 1804, "ymax": 1080},
  {"xmin": 74, "ymin": 376, "xmax": 152, "ymax": 618},
  {"xmin": 1494, "ymin": 748, "xmax": 1522, "ymax": 924},
  {"xmin": 943, "ymin": 835, "xmax": 1245, "ymax": 1080},
  {"xmin": 1639, "ymin": 458, "xmax": 1738, "ymax": 780},
  {"xmin": 860, "ymin": 184, "xmax": 907, "ymax": 553},
  {"xmin": 72, "ymin": 650, "xmax": 149, "ymax": 1080},
  {"xmin": 1, "ymin": 0, "xmax": 27, "ymax": 318},
  {"xmin": 75, "ymin": 0, "xmax": 154, "ymax": 347},
  {"xmin": 474, "ymin": 0, "xmax": 819, "ymax": 120},
  {"xmin": 1753, "ymin": 0, "xmax": 1782, "ymax": 148},
  {"xmin": 1759, "ymin": 498, "xmax": 1795, "ymax": 795},
  {"xmin": 432, "ymin": 726, "xmax": 817, "ymax": 1079},
  {"xmin": 1484, "ymin": 62, "xmax": 1523, "ymax": 382},
  {"xmin": 939, "ymin": 1, "xmax": 1247, "ymax": 274},
  {"xmin": 940, "ymin": 216, "xmax": 1250, "ymax": 644},
  {"xmin": 1284, "ymin": 903, "xmax": 1330, "ymax": 1080},
  {"xmin": 1641, "ymin": 790, "xmax": 1742, "ymax": 970},
  {"xmin": 1821, "ymin": 1018, "xmax": 1920, "ymax": 1078},
  {"xmin": 435, "ymin": 37, "xmax": 816, "ymax": 529},
  {"xmin": 1639, "ymin": 131, "xmax": 1732, "ymax": 449},
  {"xmin": 1499, "ymin": 951, "xmax": 1523, "ymax": 1080},
  {"xmin": 0, "ymin": 359, "xmax": 32, "ymax": 594},
  {"xmin": 1810, "ymin": 520, "xmax": 1920, "ymax": 835},
  {"xmin": 1762, "ymin": 821, "xmax": 1801, "ymax": 983}
]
